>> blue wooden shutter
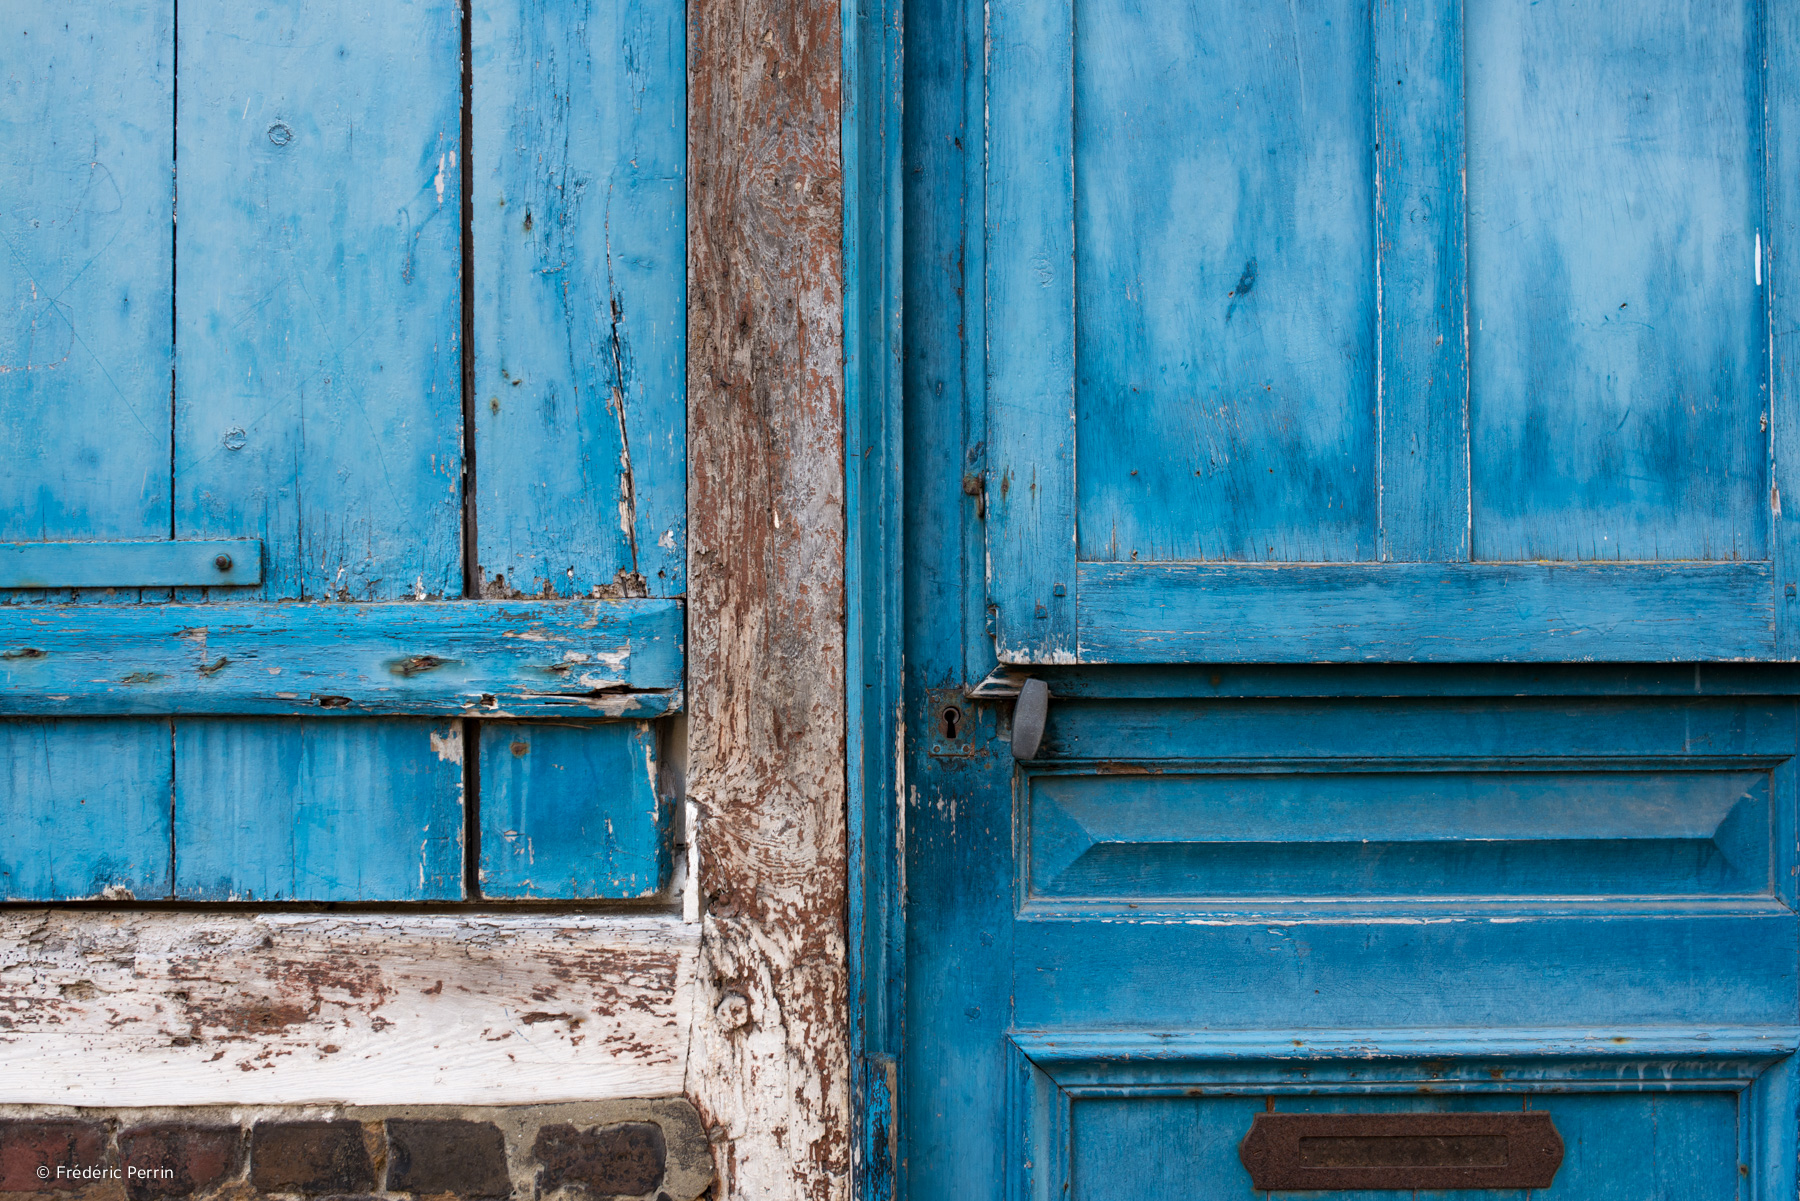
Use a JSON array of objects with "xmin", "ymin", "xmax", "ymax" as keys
[
  {"xmin": 987, "ymin": 0, "xmax": 1795, "ymax": 663},
  {"xmin": 0, "ymin": 0, "xmax": 683, "ymax": 901}
]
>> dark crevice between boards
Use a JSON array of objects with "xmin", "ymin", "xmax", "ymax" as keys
[
  {"xmin": 463, "ymin": 716, "xmax": 482, "ymax": 900},
  {"xmin": 168, "ymin": 0, "xmax": 179, "ymax": 544},
  {"xmin": 459, "ymin": 0, "xmax": 480, "ymax": 602}
]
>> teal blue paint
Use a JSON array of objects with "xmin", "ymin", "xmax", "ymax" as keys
[
  {"xmin": 1074, "ymin": 0, "xmax": 1375, "ymax": 564},
  {"xmin": 173, "ymin": 0, "xmax": 465, "ymax": 604},
  {"xmin": 1466, "ymin": 0, "xmax": 1765, "ymax": 563},
  {"xmin": 0, "ymin": 599, "xmax": 683, "ymax": 717},
  {"xmin": 174, "ymin": 718, "xmax": 464, "ymax": 901},
  {"xmin": 892, "ymin": 0, "xmax": 1800, "ymax": 1193},
  {"xmin": 980, "ymin": 0, "xmax": 1793, "ymax": 663},
  {"xmin": 844, "ymin": 0, "xmax": 906, "ymax": 1182},
  {"xmin": 0, "ymin": 540, "xmax": 262, "ymax": 589},
  {"xmin": 0, "ymin": 719, "xmax": 172, "ymax": 901},
  {"xmin": 1, "ymin": 4, "xmax": 173, "ymax": 547},
  {"xmin": 1027, "ymin": 768, "xmax": 1771, "ymax": 903},
  {"xmin": 476, "ymin": 721, "xmax": 666, "ymax": 898},
  {"xmin": 3, "ymin": 2, "xmax": 688, "ymax": 907},
  {"xmin": 1074, "ymin": 561, "xmax": 1775, "ymax": 662},
  {"xmin": 471, "ymin": 0, "xmax": 686, "ymax": 599}
]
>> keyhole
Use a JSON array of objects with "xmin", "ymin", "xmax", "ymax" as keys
[{"xmin": 940, "ymin": 705, "xmax": 962, "ymax": 741}]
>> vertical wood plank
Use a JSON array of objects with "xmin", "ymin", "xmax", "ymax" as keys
[
  {"xmin": 173, "ymin": 0, "xmax": 464, "ymax": 602},
  {"xmin": 1771, "ymin": 0, "xmax": 1800, "ymax": 654},
  {"xmin": 1073, "ymin": 0, "xmax": 1376, "ymax": 566},
  {"xmin": 1, "ymin": 8, "xmax": 178, "ymax": 900},
  {"xmin": 471, "ymin": 0, "xmax": 686, "ymax": 600},
  {"xmin": 477, "ymin": 721, "xmax": 666, "ymax": 898},
  {"xmin": 169, "ymin": 2, "xmax": 467, "ymax": 898},
  {"xmin": 0, "ymin": 2, "xmax": 173, "ymax": 546},
  {"xmin": 985, "ymin": 0, "xmax": 1076, "ymax": 661},
  {"xmin": 1465, "ymin": 0, "xmax": 1765, "ymax": 563},
  {"xmin": 688, "ymin": 0, "xmax": 850, "ymax": 1181},
  {"xmin": 173, "ymin": 718, "xmax": 463, "ymax": 901},
  {"xmin": 0, "ymin": 719, "xmax": 171, "ymax": 901},
  {"xmin": 1375, "ymin": 0, "xmax": 1468, "ymax": 562}
]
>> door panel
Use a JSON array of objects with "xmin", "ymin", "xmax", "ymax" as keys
[
  {"xmin": 1067, "ymin": 1091, "xmax": 1742, "ymax": 1201},
  {"xmin": 1466, "ymin": 0, "xmax": 1765, "ymax": 563},
  {"xmin": 1073, "ymin": 0, "xmax": 1375, "ymax": 565},
  {"xmin": 986, "ymin": 0, "xmax": 1793, "ymax": 662}
]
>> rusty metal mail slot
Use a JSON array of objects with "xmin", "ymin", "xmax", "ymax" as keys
[{"xmin": 1239, "ymin": 1112, "xmax": 1563, "ymax": 1191}]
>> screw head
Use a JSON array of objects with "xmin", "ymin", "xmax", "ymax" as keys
[{"xmin": 214, "ymin": 554, "xmax": 233, "ymax": 572}]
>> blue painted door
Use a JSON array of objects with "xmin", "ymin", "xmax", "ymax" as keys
[
  {"xmin": 1, "ymin": 0, "xmax": 683, "ymax": 901},
  {"xmin": 898, "ymin": 0, "xmax": 1800, "ymax": 1196}
]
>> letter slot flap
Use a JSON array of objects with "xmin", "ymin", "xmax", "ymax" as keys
[{"xmin": 1240, "ymin": 1112, "xmax": 1564, "ymax": 1192}]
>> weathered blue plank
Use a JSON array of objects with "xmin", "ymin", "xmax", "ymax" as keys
[
  {"xmin": 1772, "ymin": 0, "xmax": 1800, "ymax": 656},
  {"xmin": 1375, "ymin": 0, "xmax": 1467, "ymax": 562},
  {"xmin": 1074, "ymin": 0, "xmax": 1374, "ymax": 565},
  {"xmin": 0, "ymin": 540, "xmax": 262, "ymax": 589},
  {"xmin": 985, "ymin": 0, "xmax": 1075, "ymax": 662},
  {"xmin": 1465, "ymin": 0, "xmax": 1766, "ymax": 562},
  {"xmin": 471, "ymin": 0, "xmax": 686, "ymax": 599},
  {"xmin": 173, "ymin": 0, "xmax": 464, "ymax": 602},
  {"xmin": 174, "ymin": 717, "xmax": 463, "ymax": 900},
  {"xmin": 1073, "ymin": 561, "xmax": 1774, "ymax": 662},
  {"xmin": 0, "ymin": 599, "xmax": 682, "ymax": 716},
  {"xmin": 0, "ymin": 718, "xmax": 172, "ymax": 901},
  {"xmin": 477, "ymin": 721, "xmax": 666, "ymax": 898},
  {"xmin": 0, "ymin": 2, "xmax": 173, "ymax": 547}
]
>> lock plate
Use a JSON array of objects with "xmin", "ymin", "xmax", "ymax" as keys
[{"xmin": 925, "ymin": 686, "xmax": 994, "ymax": 759}]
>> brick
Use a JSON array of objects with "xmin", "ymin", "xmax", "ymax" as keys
[
  {"xmin": 248, "ymin": 1123, "xmax": 373, "ymax": 1195},
  {"xmin": 0, "ymin": 1120, "xmax": 110, "ymax": 1192},
  {"xmin": 383, "ymin": 1120, "xmax": 509, "ymax": 1199},
  {"xmin": 117, "ymin": 1125, "xmax": 242, "ymax": 1201},
  {"xmin": 531, "ymin": 1123, "xmax": 664, "ymax": 1198}
]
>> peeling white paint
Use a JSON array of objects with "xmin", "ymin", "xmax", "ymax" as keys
[{"xmin": 429, "ymin": 726, "xmax": 463, "ymax": 764}]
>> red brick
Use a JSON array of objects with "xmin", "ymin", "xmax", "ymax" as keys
[
  {"xmin": 249, "ymin": 1123, "xmax": 372, "ymax": 1195},
  {"xmin": 0, "ymin": 1120, "xmax": 110, "ymax": 1192},
  {"xmin": 118, "ymin": 1125, "xmax": 242, "ymax": 1200}
]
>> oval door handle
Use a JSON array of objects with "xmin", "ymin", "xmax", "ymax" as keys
[{"xmin": 1012, "ymin": 677, "xmax": 1050, "ymax": 760}]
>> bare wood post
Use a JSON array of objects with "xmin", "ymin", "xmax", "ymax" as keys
[{"xmin": 685, "ymin": 0, "xmax": 848, "ymax": 1188}]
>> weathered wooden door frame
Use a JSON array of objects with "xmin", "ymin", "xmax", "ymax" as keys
[{"xmin": 844, "ymin": 0, "xmax": 905, "ymax": 1186}]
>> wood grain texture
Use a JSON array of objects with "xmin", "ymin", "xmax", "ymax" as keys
[
  {"xmin": 0, "ymin": 1, "xmax": 173, "ymax": 546},
  {"xmin": 687, "ymin": 0, "xmax": 848, "ymax": 1185},
  {"xmin": 984, "ymin": 0, "xmax": 1076, "ymax": 661},
  {"xmin": 1375, "ymin": 0, "xmax": 1468, "ymax": 562},
  {"xmin": 1074, "ymin": 561, "xmax": 1775, "ymax": 663},
  {"xmin": 173, "ymin": 0, "xmax": 464, "ymax": 603},
  {"xmin": 174, "ymin": 718, "xmax": 464, "ymax": 901},
  {"xmin": 471, "ymin": 0, "xmax": 686, "ymax": 600},
  {"xmin": 0, "ymin": 719, "xmax": 170, "ymax": 901},
  {"xmin": 1072, "ymin": 0, "xmax": 1375, "ymax": 565},
  {"xmin": 0, "ymin": 912, "xmax": 697, "ymax": 1104},
  {"xmin": 478, "ymin": 720, "xmax": 669, "ymax": 899},
  {"xmin": 1772, "ymin": 0, "xmax": 1800, "ymax": 656},
  {"xmin": 0, "ymin": 599, "xmax": 682, "ymax": 716},
  {"xmin": 1465, "ymin": 0, "xmax": 1766, "ymax": 563}
]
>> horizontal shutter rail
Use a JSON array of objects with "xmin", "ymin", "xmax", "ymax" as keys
[
  {"xmin": 0, "ymin": 600, "xmax": 682, "ymax": 717},
  {"xmin": 1070, "ymin": 562, "xmax": 1775, "ymax": 664},
  {"xmin": 0, "ymin": 540, "xmax": 264, "ymax": 589}
]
